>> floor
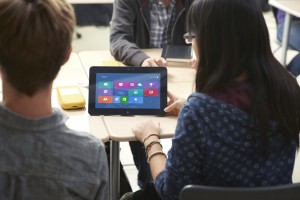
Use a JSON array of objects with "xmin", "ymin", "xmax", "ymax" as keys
[{"xmin": 71, "ymin": 11, "xmax": 300, "ymax": 191}]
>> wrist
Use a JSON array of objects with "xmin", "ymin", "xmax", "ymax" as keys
[
  {"xmin": 144, "ymin": 137, "xmax": 160, "ymax": 147},
  {"xmin": 146, "ymin": 142, "xmax": 163, "ymax": 155},
  {"xmin": 143, "ymin": 133, "xmax": 160, "ymax": 146}
]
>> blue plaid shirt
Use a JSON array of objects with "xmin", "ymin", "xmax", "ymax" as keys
[{"xmin": 149, "ymin": 0, "xmax": 176, "ymax": 48}]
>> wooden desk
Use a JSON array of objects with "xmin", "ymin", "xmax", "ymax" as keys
[
  {"xmin": 269, "ymin": 0, "xmax": 300, "ymax": 66},
  {"xmin": 53, "ymin": 53, "xmax": 109, "ymax": 141},
  {"xmin": 78, "ymin": 50, "xmax": 196, "ymax": 83},
  {"xmin": 52, "ymin": 87, "xmax": 109, "ymax": 142},
  {"xmin": 78, "ymin": 49, "xmax": 195, "ymax": 200},
  {"xmin": 104, "ymin": 116, "xmax": 177, "ymax": 141},
  {"xmin": 54, "ymin": 52, "xmax": 89, "ymax": 88},
  {"xmin": 105, "ymin": 81, "xmax": 194, "ymax": 141},
  {"xmin": 51, "ymin": 52, "xmax": 110, "ymax": 141}
]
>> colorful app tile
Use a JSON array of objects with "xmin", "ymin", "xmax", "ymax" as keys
[
  {"xmin": 144, "ymin": 89, "xmax": 158, "ymax": 96},
  {"xmin": 98, "ymin": 88, "xmax": 113, "ymax": 96},
  {"xmin": 113, "ymin": 96, "xmax": 121, "ymax": 103},
  {"xmin": 128, "ymin": 82, "xmax": 136, "ymax": 89},
  {"xmin": 144, "ymin": 82, "xmax": 158, "ymax": 89},
  {"xmin": 128, "ymin": 89, "xmax": 143, "ymax": 97},
  {"xmin": 136, "ymin": 82, "xmax": 144, "ymax": 88},
  {"xmin": 114, "ymin": 81, "xmax": 129, "ymax": 89},
  {"xmin": 129, "ymin": 97, "xmax": 143, "ymax": 104},
  {"xmin": 114, "ymin": 89, "xmax": 128, "ymax": 96},
  {"xmin": 120, "ymin": 96, "xmax": 128, "ymax": 104},
  {"xmin": 98, "ymin": 96, "xmax": 113, "ymax": 104},
  {"xmin": 98, "ymin": 81, "xmax": 113, "ymax": 88}
]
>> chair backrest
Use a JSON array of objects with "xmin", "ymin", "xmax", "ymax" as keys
[{"xmin": 179, "ymin": 183, "xmax": 300, "ymax": 200}]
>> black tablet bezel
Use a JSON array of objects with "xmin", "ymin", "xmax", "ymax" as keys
[{"xmin": 88, "ymin": 66, "xmax": 167, "ymax": 116}]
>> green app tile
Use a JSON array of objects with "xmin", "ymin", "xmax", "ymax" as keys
[
  {"xmin": 120, "ymin": 96, "xmax": 128, "ymax": 104},
  {"xmin": 98, "ymin": 81, "xmax": 113, "ymax": 88},
  {"xmin": 128, "ymin": 89, "xmax": 143, "ymax": 96}
]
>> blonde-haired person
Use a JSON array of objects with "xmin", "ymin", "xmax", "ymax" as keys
[
  {"xmin": 0, "ymin": 0, "xmax": 108, "ymax": 199},
  {"xmin": 126, "ymin": 0, "xmax": 300, "ymax": 200}
]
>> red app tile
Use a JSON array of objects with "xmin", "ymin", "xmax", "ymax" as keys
[{"xmin": 144, "ymin": 89, "xmax": 158, "ymax": 96}]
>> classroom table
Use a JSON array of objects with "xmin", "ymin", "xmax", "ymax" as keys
[
  {"xmin": 52, "ymin": 87, "xmax": 109, "ymax": 142},
  {"xmin": 51, "ymin": 52, "xmax": 109, "ymax": 142},
  {"xmin": 53, "ymin": 52, "xmax": 89, "ymax": 88},
  {"xmin": 78, "ymin": 50, "xmax": 196, "ymax": 83},
  {"xmin": 78, "ymin": 49, "xmax": 195, "ymax": 200},
  {"xmin": 269, "ymin": 0, "xmax": 300, "ymax": 66}
]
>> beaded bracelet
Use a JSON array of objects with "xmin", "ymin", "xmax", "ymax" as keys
[
  {"xmin": 145, "ymin": 141, "xmax": 162, "ymax": 154},
  {"xmin": 147, "ymin": 151, "xmax": 167, "ymax": 163},
  {"xmin": 143, "ymin": 134, "xmax": 160, "ymax": 146}
]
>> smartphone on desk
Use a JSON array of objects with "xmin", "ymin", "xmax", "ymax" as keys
[{"xmin": 57, "ymin": 86, "xmax": 86, "ymax": 110}]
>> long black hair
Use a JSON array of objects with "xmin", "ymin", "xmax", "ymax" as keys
[{"xmin": 187, "ymin": 0, "xmax": 300, "ymax": 151}]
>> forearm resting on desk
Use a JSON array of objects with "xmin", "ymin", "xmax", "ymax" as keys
[{"xmin": 132, "ymin": 120, "xmax": 167, "ymax": 180}]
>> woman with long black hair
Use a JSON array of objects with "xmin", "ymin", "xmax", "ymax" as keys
[{"xmin": 126, "ymin": 0, "xmax": 300, "ymax": 199}]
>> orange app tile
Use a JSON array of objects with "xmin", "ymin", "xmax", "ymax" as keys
[{"xmin": 98, "ymin": 96, "xmax": 113, "ymax": 103}]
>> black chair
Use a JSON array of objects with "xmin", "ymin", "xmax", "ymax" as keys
[{"xmin": 179, "ymin": 183, "xmax": 300, "ymax": 200}]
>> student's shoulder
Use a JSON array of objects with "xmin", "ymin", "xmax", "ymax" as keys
[
  {"xmin": 187, "ymin": 92, "xmax": 213, "ymax": 105},
  {"xmin": 185, "ymin": 92, "xmax": 226, "ymax": 113},
  {"xmin": 179, "ymin": 93, "xmax": 213, "ymax": 116}
]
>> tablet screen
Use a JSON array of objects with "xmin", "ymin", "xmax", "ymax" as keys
[{"xmin": 88, "ymin": 66, "xmax": 167, "ymax": 116}]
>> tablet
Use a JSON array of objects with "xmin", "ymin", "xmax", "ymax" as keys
[{"xmin": 88, "ymin": 66, "xmax": 167, "ymax": 116}]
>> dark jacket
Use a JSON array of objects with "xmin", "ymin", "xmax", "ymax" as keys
[{"xmin": 110, "ymin": 0, "xmax": 194, "ymax": 66}]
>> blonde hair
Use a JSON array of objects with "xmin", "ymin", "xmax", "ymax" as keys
[{"xmin": 0, "ymin": 0, "xmax": 75, "ymax": 96}]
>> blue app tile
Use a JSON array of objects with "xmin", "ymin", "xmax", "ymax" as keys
[
  {"xmin": 113, "ymin": 96, "xmax": 121, "ymax": 103},
  {"xmin": 136, "ymin": 82, "xmax": 144, "ymax": 89},
  {"xmin": 114, "ymin": 89, "xmax": 128, "ymax": 96},
  {"xmin": 128, "ymin": 97, "xmax": 143, "ymax": 104}
]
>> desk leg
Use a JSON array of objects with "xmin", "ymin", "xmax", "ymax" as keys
[
  {"xmin": 110, "ymin": 140, "xmax": 120, "ymax": 200},
  {"xmin": 281, "ymin": 13, "xmax": 291, "ymax": 66}
]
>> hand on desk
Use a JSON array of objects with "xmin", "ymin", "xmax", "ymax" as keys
[
  {"xmin": 142, "ymin": 57, "xmax": 167, "ymax": 67},
  {"xmin": 164, "ymin": 91, "xmax": 186, "ymax": 116},
  {"xmin": 132, "ymin": 120, "xmax": 160, "ymax": 143},
  {"xmin": 188, "ymin": 58, "xmax": 198, "ymax": 69}
]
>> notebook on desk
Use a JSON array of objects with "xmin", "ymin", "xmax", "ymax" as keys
[{"xmin": 88, "ymin": 66, "xmax": 167, "ymax": 116}]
